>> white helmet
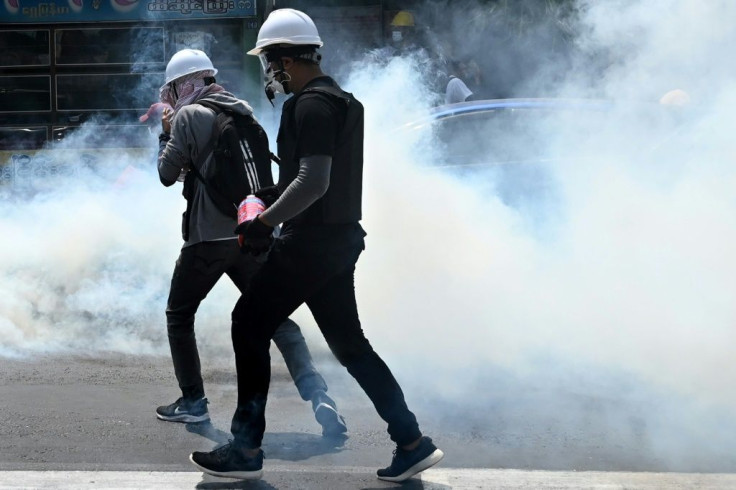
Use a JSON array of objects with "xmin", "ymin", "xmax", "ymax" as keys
[
  {"xmin": 247, "ymin": 8, "xmax": 323, "ymax": 56},
  {"xmin": 161, "ymin": 49, "xmax": 217, "ymax": 89}
]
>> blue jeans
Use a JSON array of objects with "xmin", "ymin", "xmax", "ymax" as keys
[
  {"xmin": 165, "ymin": 239, "xmax": 327, "ymax": 401},
  {"xmin": 230, "ymin": 223, "xmax": 421, "ymax": 448}
]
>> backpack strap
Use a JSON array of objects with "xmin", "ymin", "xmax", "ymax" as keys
[
  {"xmin": 189, "ymin": 99, "xmax": 223, "ymax": 187},
  {"xmin": 301, "ymin": 85, "xmax": 351, "ymax": 102},
  {"xmin": 180, "ymin": 101, "xmax": 223, "ymax": 241},
  {"xmin": 193, "ymin": 99, "xmax": 279, "ymax": 173}
]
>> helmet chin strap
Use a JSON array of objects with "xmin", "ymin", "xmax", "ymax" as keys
[{"xmin": 264, "ymin": 59, "xmax": 291, "ymax": 105}]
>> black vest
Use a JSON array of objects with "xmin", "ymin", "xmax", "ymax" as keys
[{"xmin": 277, "ymin": 79, "xmax": 364, "ymax": 225}]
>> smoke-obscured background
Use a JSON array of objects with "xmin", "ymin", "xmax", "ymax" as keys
[{"xmin": 2, "ymin": 0, "xmax": 735, "ymax": 472}]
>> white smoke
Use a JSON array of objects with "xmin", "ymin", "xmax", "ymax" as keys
[
  {"xmin": 1, "ymin": 0, "xmax": 735, "ymax": 469},
  {"xmin": 332, "ymin": 4, "xmax": 736, "ymax": 394},
  {"xmin": 0, "ymin": 141, "xmax": 180, "ymax": 357},
  {"xmin": 318, "ymin": 0, "xmax": 734, "ymax": 470}
]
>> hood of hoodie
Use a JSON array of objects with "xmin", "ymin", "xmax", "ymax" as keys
[{"xmin": 196, "ymin": 91, "xmax": 254, "ymax": 117}]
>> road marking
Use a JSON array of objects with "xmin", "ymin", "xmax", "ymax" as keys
[{"xmin": 0, "ymin": 468, "xmax": 735, "ymax": 489}]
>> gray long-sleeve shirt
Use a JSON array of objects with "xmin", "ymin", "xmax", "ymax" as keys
[
  {"xmin": 260, "ymin": 155, "xmax": 332, "ymax": 226},
  {"xmin": 158, "ymin": 91, "xmax": 255, "ymax": 247}
]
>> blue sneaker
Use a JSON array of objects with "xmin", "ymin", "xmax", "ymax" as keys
[
  {"xmin": 155, "ymin": 397, "xmax": 209, "ymax": 423},
  {"xmin": 377, "ymin": 436, "xmax": 444, "ymax": 482}
]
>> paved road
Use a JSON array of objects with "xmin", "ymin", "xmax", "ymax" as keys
[
  {"xmin": 1, "ymin": 353, "xmax": 735, "ymax": 489},
  {"xmin": 2, "ymin": 468, "xmax": 736, "ymax": 489}
]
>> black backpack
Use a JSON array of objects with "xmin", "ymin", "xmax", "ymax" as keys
[{"xmin": 186, "ymin": 99, "xmax": 275, "ymax": 219}]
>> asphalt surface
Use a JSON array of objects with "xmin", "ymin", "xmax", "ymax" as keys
[{"xmin": 1, "ymin": 352, "xmax": 735, "ymax": 489}]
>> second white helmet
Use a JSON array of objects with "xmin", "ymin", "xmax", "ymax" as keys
[
  {"xmin": 162, "ymin": 49, "xmax": 217, "ymax": 88},
  {"xmin": 247, "ymin": 8, "xmax": 323, "ymax": 56}
]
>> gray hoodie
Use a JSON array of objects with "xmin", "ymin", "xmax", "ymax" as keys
[{"xmin": 158, "ymin": 91, "xmax": 254, "ymax": 248}]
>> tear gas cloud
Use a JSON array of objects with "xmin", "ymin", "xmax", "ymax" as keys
[
  {"xmin": 1, "ymin": 0, "xmax": 735, "ymax": 471},
  {"xmin": 342, "ymin": 0, "xmax": 736, "ymax": 470},
  {"xmin": 309, "ymin": 0, "xmax": 736, "ymax": 405},
  {"xmin": 0, "ymin": 129, "xmax": 248, "ymax": 358},
  {"xmin": 1, "ymin": 141, "xmax": 174, "ymax": 357}
]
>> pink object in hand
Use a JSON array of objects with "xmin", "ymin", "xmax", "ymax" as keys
[
  {"xmin": 238, "ymin": 195, "xmax": 266, "ymax": 225},
  {"xmin": 139, "ymin": 102, "xmax": 173, "ymax": 123}
]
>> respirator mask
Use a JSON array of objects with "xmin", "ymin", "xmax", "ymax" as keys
[
  {"xmin": 259, "ymin": 53, "xmax": 291, "ymax": 105},
  {"xmin": 258, "ymin": 48, "xmax": 321, "ymax": 105}
]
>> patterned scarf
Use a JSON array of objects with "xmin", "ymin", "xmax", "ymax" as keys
[{"xmin": 159, "ymin": 70, "xmax": 224, "ymax": 113}]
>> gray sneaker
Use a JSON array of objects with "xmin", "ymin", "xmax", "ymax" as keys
[
  {"xmin": 311, "ymin": 391, "xmax": 348, "ymax": 436},
  {"xmin": 156, "ymin": 397, "xmax": 209, "ymax": 423}
]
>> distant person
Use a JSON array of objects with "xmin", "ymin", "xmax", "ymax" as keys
[
  {"xmin": 364, "ymin": 9, "xmax": 450, "ymax": 104},
  {"xmin": 368, "ymin": 9, "xmax": 423, "ymax": 61},
  {"xmin": 388, "ymin": 10, "xmax": 418, "ymax": 52},
  {"xmin": 445, "ymin": 75, "xmax": 473, "ymax": 104},
  {"xmin": 189, "ymin": 8, "xmax": 444, "ymax": 482},
  {"xmin": 155, "ymin": 48, "xmax": 347, "ymax": 437},
  {"xmin": 445, "ymin": 59, "xmax": 483, "ymax": 104}
]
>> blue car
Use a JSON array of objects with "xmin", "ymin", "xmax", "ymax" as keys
[{"xmin": 401, "ymin": 97, "xmax": 679, "ymax": 215}]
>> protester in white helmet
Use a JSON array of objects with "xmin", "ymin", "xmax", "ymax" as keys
[
  {"xmin": 156, "ymin": 48, "xmax": 347, "ymax": 437},
  {"xmin": 189, "ymin": 10, "xmax": 444, "ymax": 483}
]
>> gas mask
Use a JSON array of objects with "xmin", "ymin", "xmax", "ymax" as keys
[
  {"xmin": 265, "ymin": 66, "xmax": 291, "ymax": 103},
  {"xmin": 259, "ymin": 53, "xmax": 291, "ymax": 105}
]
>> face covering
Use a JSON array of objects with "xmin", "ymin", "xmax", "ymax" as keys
[
  {"xmin": 159, "ymin": 70, "xmax": 220, "ymax": 112},
  {"xmin": 258, "ymin": 49, "xmax": 319, "ymax": 104},
  {"xmin": 266, "ymin": 68, "xmax": 290, "ymax": 98},
  {"xmin": 159, "ymin": 83, "xmax": 176, "ymax": 108},
  {"xmin": 260, "ymin": 54, "xmax": 291, "ymax": 105}
]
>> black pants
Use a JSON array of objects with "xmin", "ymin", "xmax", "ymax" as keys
[
  {"xmin": 230, "ymin": 223, "xmax": 421, "ymax": 448},
  {"xmin": 166, "ymin": 239, "xmax": 327, "ymax": 401}
]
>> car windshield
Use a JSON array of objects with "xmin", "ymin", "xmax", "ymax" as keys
[
  {"xmin": 401, "ymin": 98, "xmax": 689, "ymax": 217},
  {"xmin": 434, "ymin": 108, "xmax": 570, "ymax": 167},
  {"xmin": 405, "ymin": 99, "xmax": 685, "ymax": 168}
]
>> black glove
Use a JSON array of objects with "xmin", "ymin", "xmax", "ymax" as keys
[
  {"xmin": 235, "ymin": 217, "xmax": 274, "ymax": 256},
  {"xmin": 255, "ymin": 185, "xmax": 281, "ymax": 208}
]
